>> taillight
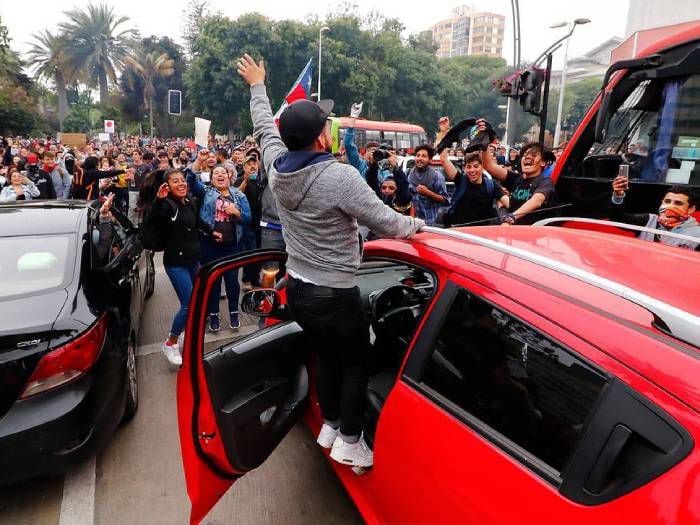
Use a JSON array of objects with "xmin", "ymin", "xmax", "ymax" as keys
[{"xmin": 19, "ymin": 315, "xmax": 108, "ymax": 399}]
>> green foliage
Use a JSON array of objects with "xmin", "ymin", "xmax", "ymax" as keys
[
  {"xmin": 62, "ymin": 109, "xmax": 92, "ymax": 133},
  {"xmin": 546, "ymin": 77, "xmax": 601, "ymax": 133},
  {"xmin": 185, "ymin": 12, "xmax": 509, "ymax": 137}
]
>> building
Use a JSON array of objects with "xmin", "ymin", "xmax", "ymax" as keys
[
  {"xmin": 548, "ymin": 37, "xmax": 623, "ymax": 91},
  {"xmin": 429, "ymin": 5, "xmax": 505, "ymax": 59},
  {"xmin": 625, "ymin": 0, "xmax": 698, "ymax": 36}
]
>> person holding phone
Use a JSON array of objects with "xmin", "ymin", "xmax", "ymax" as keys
[
  {"xmin": 150, "ymin": 169, "xmax": 221, "ymax": 366},
  {"xmin": 611, "ymin": 171, "xmax": 700, "ymax": 250},
  {"xmin": 0, "ymin": 167, "xmax": 41, "ymax": 202}
]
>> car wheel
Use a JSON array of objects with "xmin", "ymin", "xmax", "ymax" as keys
[
  {"xmin": 144, "ymin": 252, "xmax": 155, "ymax": 299},
  {"xmin": 122, "ymin": 333, "xmax": 139, "ymax": 423}
]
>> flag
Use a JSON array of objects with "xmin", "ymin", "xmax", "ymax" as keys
[{"xmin": 273, "ymin": 58, "xmax": 314, "ymax": 121}]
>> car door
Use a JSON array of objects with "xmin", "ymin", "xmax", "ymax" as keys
[
  {"xmin": 371, "ymin": 272, "xmax": 695, "ymax": 524},
  {"xmin": 177, "ymin": 250, "xmax": 309, "ymax": 524}
]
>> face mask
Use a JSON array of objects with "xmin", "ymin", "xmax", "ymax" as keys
[
  {"xmin": 658, "ymin": 204, "xmax": 690, "ymax": 229},
  {"xmin": 43, "ymin": 162, "xmax": 56, "ymax": 170},
  {"xmin": 249, "ymin": 173, "xmax": 257, "ymax": 181}
]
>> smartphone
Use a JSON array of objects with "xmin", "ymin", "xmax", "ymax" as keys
[{"xmin": 618, "ymin": 164, "xmax": 629, "ymax": 185}]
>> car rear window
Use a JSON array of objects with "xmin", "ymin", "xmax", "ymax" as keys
[{"xmin": 0, "ymin": 235, "xmax": 73, "ymax": 298}]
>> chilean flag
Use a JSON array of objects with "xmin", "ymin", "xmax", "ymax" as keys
[{"xmin": 273, "ymin": 58, "xmax": 314, "ymax": 121}]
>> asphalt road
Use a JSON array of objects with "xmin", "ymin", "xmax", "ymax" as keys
[{"xmin": 0, "ymin": 256, "xmax": 362, "ymax": 525}]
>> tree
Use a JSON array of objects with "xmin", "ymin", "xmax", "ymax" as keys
[
  {"xmin": 183, "ymin": 0, "xmax": 210, "ymax": 58},
  {"xmin": 546, "ymin": 77, "xmax": 601, "ymax": 138},
  {"xmin": 125, "ymin": 49, "xmax": 174, "ymax": 137},
  {"xmin": 60, "ymin": 3, "xmax": 135, "ymax": 103},
  {"xmin": 26, "ymin": 30, "xmax": 71, "ymax": 130}
]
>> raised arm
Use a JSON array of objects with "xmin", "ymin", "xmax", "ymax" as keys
[
  {"xmin": 343, "ymin": 126, "xmax": 368, "ymax": 178},
  {"xmin": 185, "ymin": 168, "xmax": 205, "ymax": 199},
  {"xmin": 480, "ymin": 149, "xmax": 508, "ymax": 181},
  {"xmin": 439, "ymin": 148, "xmax": 459, "ymax": 181},
  {"xmin": 237, "ymin": 55, "xmax": 288, "ymax": 178}
]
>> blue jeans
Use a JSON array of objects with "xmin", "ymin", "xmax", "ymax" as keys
[
  {"xmin": 164, "ymin": 263, "xmax": 199, "ymax": 337},
  {"xmin": 200, "ymin": 239, "xmax": 241, "ymax": 316}
]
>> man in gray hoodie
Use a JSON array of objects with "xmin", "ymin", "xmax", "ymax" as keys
[{"xmin": 238, "ymin": 54, "xmax": 424, "ymax": 468}]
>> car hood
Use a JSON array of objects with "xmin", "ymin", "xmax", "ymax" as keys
[{"xmin": 0, "ymin": 289, "xmax": 69, "ymax": 419}]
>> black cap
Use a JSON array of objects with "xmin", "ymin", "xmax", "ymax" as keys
[{"xmin": 279, "ymin": 99, "xmax": 334, "ymax": 150}]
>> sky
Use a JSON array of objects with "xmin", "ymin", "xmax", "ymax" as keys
[{"xmin": 1, "ymin": 0, "xmax": 630, "ymax": 71}]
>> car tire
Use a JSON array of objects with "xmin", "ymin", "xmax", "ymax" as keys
[
  {"xmin": 144, "ymin": 252, "xmax": 155, "ymax": 300},
  {"xmin": 122, "ymin": 332, "xmax": 139, "ymax": 423}
]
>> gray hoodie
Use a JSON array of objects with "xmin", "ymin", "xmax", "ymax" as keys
[{"xmin": 250, "ymin": 84, "xmax": 424, "ymax": 288}]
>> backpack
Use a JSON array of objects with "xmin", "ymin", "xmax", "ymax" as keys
[{"xmin": 139, "ymin": 199, "xmax": 175, "ymax": 252}]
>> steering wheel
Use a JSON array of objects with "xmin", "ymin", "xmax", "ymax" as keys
[{"xmin": 371, "ymin": 285, "xmax": 425, "ymax": 343}]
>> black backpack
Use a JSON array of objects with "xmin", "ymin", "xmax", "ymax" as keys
[{"xmin": 139, "ymin": 199, "xmax": 175, "ymax": 252}]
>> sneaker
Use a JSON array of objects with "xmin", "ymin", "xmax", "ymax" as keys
[
  {"xmin": 208, "ymin": 314, "xmax": 221, "ymax": 332},
  {"xmin": 161, "ymin": 341, "xmax": 182, "ymax": 367},
  {"xmin": 177, "ymin": 332, "xmax": 185, "ymax": 349},
  {"xmin": 330, "ymin": 434, "xmax": 373, "ymax": 467},
  {"xmin": 229, "ymin": 311, "xmax": 240, "ymax": 330},
  {"xmin": 316, "ymin": 424, "xmax": 339, "ymax": 449}
]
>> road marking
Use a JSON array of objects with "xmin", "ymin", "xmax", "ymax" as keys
[{"xmin": 58, "ymin": 454, "xmax": 96, "ymax": 525}]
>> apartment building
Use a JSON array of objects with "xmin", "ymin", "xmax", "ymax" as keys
[{"xmin": 430, "ymin": 5, "xmax": 505, "ymax": 58}]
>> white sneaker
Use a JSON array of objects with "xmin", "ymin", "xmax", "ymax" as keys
[
  {"xmin": 330, "ymin": 434, "xmax": 373, "ymax": 467},
  {"xmin": 162, "ymin": 341, "xmax": 182, "ymax": 367},
  {"xmin": 316, "ymin": 424, "xmax": 339, "ymax": 449},
  {"xmin": 177, "ymin": 332, "xmax": 185, "ymax": 349}
]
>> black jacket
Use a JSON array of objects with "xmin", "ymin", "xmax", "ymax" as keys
[
  {"xmin": 29, "ymin": 169, "xmax": 57, "ymax": 199},
  {"xmin": 150, "ymin": 195, "xmax": 212, "ymax": 266},
  {"xmin": 73, "ymin": 168, "xmax": 125, "ymax": 200}
]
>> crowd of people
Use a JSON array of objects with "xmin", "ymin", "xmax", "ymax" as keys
[{"xmin": 1, "ymin": 89, "xmax": 698, "ymax": 372}]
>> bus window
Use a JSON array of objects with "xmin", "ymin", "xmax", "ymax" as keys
[
  {"xmin": 365, "ymin": 130, "xmax": 381, "ymax": 144},
  {"xmin": 381, "ymin": 131, "xmax": 396, "ymax": 147},
  {"xmin": 396, "ymin": 132, "xmax": 411, "ymax": 149},
  {"xmin": 411, "ymin": 133, "xmax": 423, "ymax": 148},
  {"xmin": 593, "ymin": 74, "xmax": 700, "ymax": 186}
]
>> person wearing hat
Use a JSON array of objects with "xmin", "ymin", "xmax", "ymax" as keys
[
  {"xmin": 238, "ymin": 54, "xmax": 423, "ymax": 468},
  {"xmin": 236, "ymin": 154, "xmax": 263, "ymax": 289}
]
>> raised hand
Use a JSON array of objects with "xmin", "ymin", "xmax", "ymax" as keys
[
  {"xmin": 237, "ymin": 54, "xmax": 266, "ymax": 86},
  {"xmin": 156, "ymin": 182, "xmax": 170, "ymax": 199},
  {"xmin": 350, "ymin": 102, "xmax": 364, "ymax": 119}
]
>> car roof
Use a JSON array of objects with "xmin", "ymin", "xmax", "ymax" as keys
[
  {"xmin": 414, "ymin": 226, "xmax": 699, "ymax": 318},
  {"xmin": 0, "ymin": 201, "xmax": 89, "ymax": 237}
]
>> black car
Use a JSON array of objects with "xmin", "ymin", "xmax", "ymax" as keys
[{"xmin": 0, "ymin": 200, "xmax": 155, "ymax": 485}]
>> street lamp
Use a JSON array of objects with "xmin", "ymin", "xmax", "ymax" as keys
[
  {"xmin": 551, "ymin": 18, "xmax": 590, "ymax": 146},
  {"xmin": 318, "ymin": 26, "xmax": 330, "ymax": 101}
]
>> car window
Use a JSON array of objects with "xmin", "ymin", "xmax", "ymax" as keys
[
  {"xmin": 0, "ymin": 235, "xmax": 72, "ymax": 298},
  {"xmin": 419, "ymin": 287, "xmax": 607, "ymax": 473}
]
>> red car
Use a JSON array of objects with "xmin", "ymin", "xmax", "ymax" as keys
[{"xmin": 176, "ymin": 225, "xmax": 700, "ymax": 524}]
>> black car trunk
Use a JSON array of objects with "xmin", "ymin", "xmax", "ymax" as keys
[{"xmin": 0, "ymin": 290, "xmax": 68, "ymax": 418}]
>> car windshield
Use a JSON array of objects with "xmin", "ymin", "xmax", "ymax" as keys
[
  {"xmin": 0, "ymin": 235, "xmax": 73, "ymax": 298},
  {"xmin": 594, "ymin": 73, "xmax": 700, "ymax": 185}
]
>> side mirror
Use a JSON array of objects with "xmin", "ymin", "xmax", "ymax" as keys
[{"xmin": 241, "ymin": 289, "xmax": 281, "ymax": 317}]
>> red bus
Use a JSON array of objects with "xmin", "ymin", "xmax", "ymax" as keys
[{"xmin": 329, "ymin": 117, "xmax": 428, "ymax": 154}]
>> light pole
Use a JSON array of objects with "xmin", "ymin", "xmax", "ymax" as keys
[
  {"xmin": 318, "ymin": 26, "xmax": 330, "ymax": 101},
  {"xmin": 551, "ymin": 18, "xmax": 590, "ymax": 147}
]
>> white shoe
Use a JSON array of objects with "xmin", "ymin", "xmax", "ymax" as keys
[
  {"xmin": 316, "ymin": 424, "xmax": 339, "ymax": 449},
  {"xmin": 162, "ymin": 341, "xmax": 182, "ymax": 367},
  {"xmin": 330, "ymin": 434, "xmax": 373, "ymax": 467},
  {"xmin": 177, "ymin": 332, "xmax": 185, "ymax": 349}
]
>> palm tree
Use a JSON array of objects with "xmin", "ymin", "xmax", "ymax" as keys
[
  {"xmin": 60, "ymin": 4, "xmax": 134, "ymax": 104},
  {"xmin": 125, "ymin": 49, "xmax": 174, "ymax": 137},
  {"xmin": 26, "ymin": 31, "xmax": 71, "ymax": 130}
]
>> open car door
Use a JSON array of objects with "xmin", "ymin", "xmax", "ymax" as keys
[{"xmin": 177, "ymin": 250, "xmax": 308, "ymax": 524}]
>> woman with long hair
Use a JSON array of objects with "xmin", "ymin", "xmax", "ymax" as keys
[
  {"xmin": 0, "ymin": 167, "xmax": 41, "ymax": 202},
  {"xmin": 187, "ymin": 165, "xmax": 251, "ymax": 331},
  {"xmin": 149, "ymin": 169, "xmax": 220, "ymax": 366}
]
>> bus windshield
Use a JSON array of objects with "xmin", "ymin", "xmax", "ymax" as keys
[{"xmin": 594, "ymin": 73, "xmax": 700, "ymax": 186}]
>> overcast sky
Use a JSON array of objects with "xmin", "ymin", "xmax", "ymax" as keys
[{"xmin": 2, "ymin": 0, "xmax": 630, "ymax": 71}]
